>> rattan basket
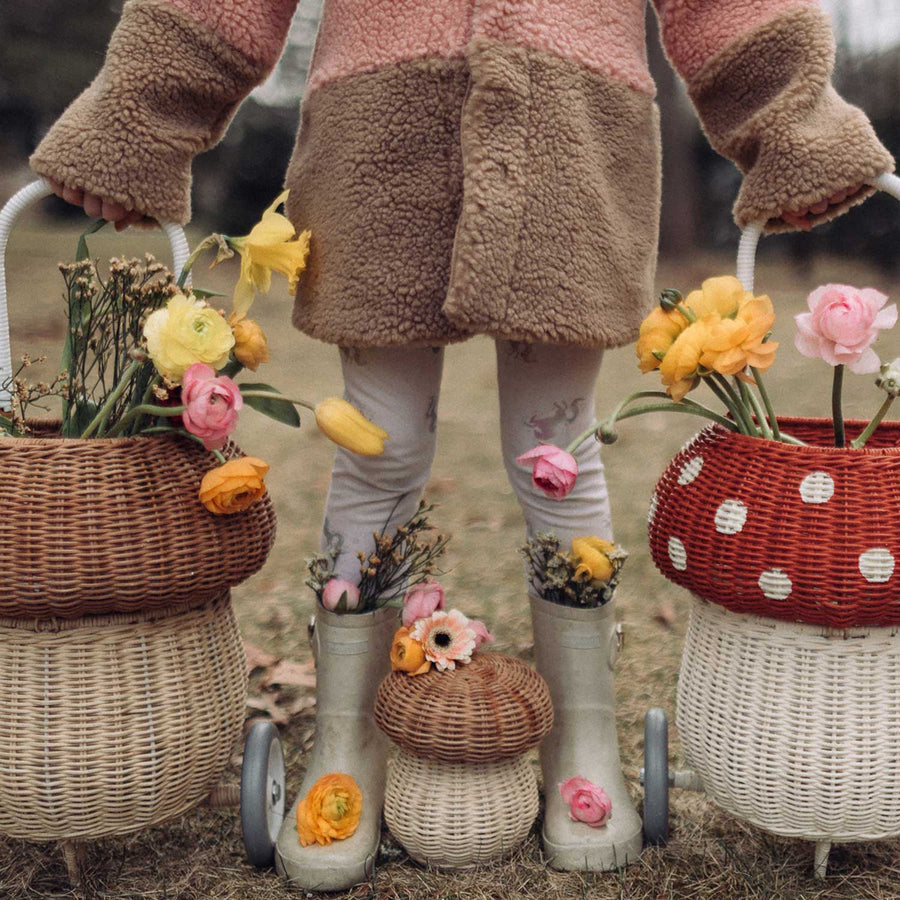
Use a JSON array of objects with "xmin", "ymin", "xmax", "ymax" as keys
[
  {"xmin": 0, "ymin": 590, "xmax": 246, "ymax": 842},
  {"xmin": 677, "ymin": 595, "xmax": 900, "ymax": 842},
  {"xmin": 384, "ymin": 750, "xmax": 539, "ymax": 867},
  {"xmin": 649, "ymin": 417, "xmax": 900, "ymax": 629}
]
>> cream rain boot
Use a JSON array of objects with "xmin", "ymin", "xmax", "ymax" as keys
[
  {"xmin": 530, "ymin": 593, "xmax": 643, "ymax": 871},
  {"xmin": 275, "ymin": 603, "xmax": 398, "ymax": 891}
]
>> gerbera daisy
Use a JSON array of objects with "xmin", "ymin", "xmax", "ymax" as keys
[{"xmin": 409, "ymin": 609, "xmax": 476, "ymax": 671}]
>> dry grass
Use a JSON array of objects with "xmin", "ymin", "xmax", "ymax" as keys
[{"xmin": 1, "ymin": 217, "xmax": 899, "ymax": 897}]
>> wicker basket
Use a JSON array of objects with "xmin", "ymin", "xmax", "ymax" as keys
[
  {"xmin": 0, "ymin": 422, "xmax": 276, "ymax": 618},
  {"xmin": 649, "ymin": 417, "xmax": 900, "ymax": 628},
  {"xmin": 677, "ymin": 595, "xmax": 900, "ymax": 842},
  {"xmin": 0, "ymin": 590, "xmax": 246, "ymax": 841},
  {"xmin": 384, "ymin": 750, "xmax": 539, "ymax": 867}
]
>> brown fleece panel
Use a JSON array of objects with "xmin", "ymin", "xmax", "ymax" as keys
[
  {"xmin": 30, "ymin": 0, "xmax": 267, "ymax": 224},
  {"xmin": 444, "ymin": 38, "xmax": 661, "ymax": 349},
  {"xmin": 286, "ymin": 58, "xmax": 473, "ymax": 348},
  {"xmin": 688, "ymin": 6, "xmax": 894, "ymax": 233}
]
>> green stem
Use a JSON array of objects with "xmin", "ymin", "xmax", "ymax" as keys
[
  {"xmin": 598, "ymin": 402, "xmax": 740, "ymax": 432},
  {"xmin": 750, "ymin": 367, "xmax": 781, "ymax": 441},
  {"xmin": 239, "ymin": 390, "xmax": 316, "ymax": 411},
  {"xmin": 833, "ymin": 364, "xmax": 846, "ymax": 447},
  {"xmin": 81, "ymin": 358, "xmax": 143, "ymax": 438},
  {"xmin": 739, "ymin": 379, "xmax": 773, "ymax": 440},
  {"xmin": 706, "ymin": 375, "xmax": 753, "ymax": 435},
  {"xmin": 850, "ymin": 395, "xmax": 895, "ymax": 449},
  {"xmin": 105, "ymin": 403, "xmax": 186, "ymax": 438},
  {"xmin": 566, "ymin": 391, "xmax": 671, "ymax": 453},
  {"xmin": 144, "ymin": 425, "xmax": 227, "ymax": 462}
]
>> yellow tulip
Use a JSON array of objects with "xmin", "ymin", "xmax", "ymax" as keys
[
  {"xmin": 229, "ymin": 190, "xmax": 312, "ymax": 318},
  {"xmin": 315, "ymin": 397, "xmax": 389, "ymax": 456},
  {"xmin": 570, "ymin": 536, "xmax": 616, "ymax": 583}
]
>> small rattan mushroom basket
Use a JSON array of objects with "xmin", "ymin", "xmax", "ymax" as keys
[{"xmin": 376, "ymin": 652, "xmax": 553, "ymax": 867}]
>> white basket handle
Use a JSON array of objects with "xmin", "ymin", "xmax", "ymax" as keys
[
  {"xmin": 736, "ymin": 173, "xmax": 900, "ymax": 292},
  {"xmin": 0, "ymin": 178, "xmax": 190, "ymax": 409}
]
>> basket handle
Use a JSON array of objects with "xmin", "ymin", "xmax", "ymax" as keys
[
  {"xmin": 0, "ymin": 177, "xmax": 190, "ymax": 409},
  {"xmin": 736, "ymin": 173, "xmax": 900, "ymax": 292}
]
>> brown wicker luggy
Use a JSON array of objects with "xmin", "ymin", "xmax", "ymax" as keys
[
  {"xmin": 649, "ymin": 417, "xmax": 900, "ymax": 629},
  {"xmin": 0, "ymin": 590, "xmax": 246, "ymax": 842},
  {"xmin": 375, "ymin": 652, "xmax": 553, "ymax": 763},
  {"xmin": 0, "ymin": 421, "xmax": 276, "ymax": 618}
]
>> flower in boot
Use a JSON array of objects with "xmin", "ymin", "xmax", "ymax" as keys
[
  {"xmin": 296, "ymin": 773, "xmax": 363, "ymax": 846},
  {"xmin": 390, "ymin": 626, "xmax": 432, "ymax": 675},
  {"xmin": 516, "ymin": 444, "xmax": 578, "ymax": 500},
  {"xmin": 199, "ymin": 456, "xmax": 269, "ymax": 514},
  {"xmin": 321, "ymin": 578, "xmax": 361, "ymax": 612},
  {"xmin": 401, "ymin": 579, "xmax": 446, "ymax": 627},
  {"xmin": 410, "ymin": 609, "xmax": 476, "ymax": 671},
  {"xmin": 570, "ymin": 536, "xmax": 616, "ymax": 584},
  {"xmin": 559, "ymin": 777, "xmax": 612, "ymax": 827},
  {"xmin": 181, "ymin": 363, "xmax": 243, "ymax": 450}
]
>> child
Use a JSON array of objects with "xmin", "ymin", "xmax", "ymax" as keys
[{"xmin": 31, "ymin": 0, "xmax": 892, "ymax": 889}]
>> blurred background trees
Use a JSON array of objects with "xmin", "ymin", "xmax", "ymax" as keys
[{"xmin": 1, "ymin": 0, "xmax": 899, "ymax": 266}]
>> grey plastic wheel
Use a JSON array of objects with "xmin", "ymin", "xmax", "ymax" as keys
[
  {"xmin": 643, "ymin": 707, "xmax": 670, "ymax": 845},
  {"xmin": 241, "ymin": 720, "xmax": 286, "ymax": 868}
]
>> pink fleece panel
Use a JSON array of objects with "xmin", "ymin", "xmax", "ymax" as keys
[
  {"xmin": 654, "ymin": 0, "xmax": 820, "ymax": 81},
  {"xmin": 166, "ymin": 0, "xmax": 299, "ymax": 67},
  {"xmin": 471, "ymin": 0, "xmax": 653, "ymax": 95},
  {"xmin": 306, "ymin": 1, "xmax": 471, "ymax": 92}
]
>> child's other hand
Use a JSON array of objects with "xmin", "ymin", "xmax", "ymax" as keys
[
  {"xmin": 46, "ymin": 178, "xmax": 156, "ymax": 232},
  {"xmin": 777, "ymin": 183, "xmax": 864, "ymax": 231}
]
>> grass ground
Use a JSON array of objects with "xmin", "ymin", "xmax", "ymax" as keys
[{"xmin": 0, "ymin": 217, "xmax": 899, "ymax": 898}]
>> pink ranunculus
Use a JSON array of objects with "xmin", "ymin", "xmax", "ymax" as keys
[
  {"xmin": 468, "ymin": 618, "xmax": 495, "ymax": 648},
  {"xmin": 321, "ymin": 578, "xmax": 361, "ymax": 612},
  {"xmin": 180, "ymin": 363, "xmax": 243, "ymax": 450},
  {"xmin": 559, "ymin": 777, "xmax": 612, "ymax": 828},
  {"xmin": 794, "ymin": 284, "xmax": 898, "ymax": 374},
  {"xmin": 516, "ymin": 444, "xmax": 578, "ymax": 500},
  {"xmin": 401, "ymin": 580, "xmax": 446, "ymax": 628}
]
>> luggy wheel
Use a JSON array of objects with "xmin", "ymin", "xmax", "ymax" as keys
[
  {"xmin": 241, "ymin": 720, "xmax": 286, "ymax": 867},
  {"xmin": 642, "ymin": 707, "xmax": 670, "ymax": 845}
]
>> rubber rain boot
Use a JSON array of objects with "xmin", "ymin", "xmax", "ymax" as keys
[
  {"xmin": 275, "ymin": 603, "xmax": 398, "ymax": 891},
  {"xmin": 530, "ymin": 593, "xmax": 643, "ymax": 871}
]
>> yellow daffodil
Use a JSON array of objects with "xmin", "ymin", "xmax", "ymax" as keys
[
  {"xmin": 315, "ymin": 397, "xmax": 389, "ymax": 456},
  {"xmin": 571, "ymin": 536, "xmax": 616, "ymax": 583},
  {"xmin": 229, "ymin": 190, "xmax": 311, "ymax": 318}
]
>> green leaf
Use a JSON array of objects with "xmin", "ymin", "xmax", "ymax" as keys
[
  {"xmin": 189, "ymin": 288, "xmax": 227, "ymax": 300},
  {"xmin": 75, "ymin": 219, "xmax": 107, "ymax": 262},
  {"xmin": 239, "ymin": 383, "xmax": 301, "ymax": 428},
  {"xmin": 63, "ymin": 400, "xmax": 99, "ymax": 438}
]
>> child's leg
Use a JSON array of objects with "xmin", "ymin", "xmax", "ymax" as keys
[
  {"xmin": 496, "ymin": 339, "xmax": 643, "ymax": 872},
  {"xmin": 322, "ymin": 345, "xmax": 445, "ymax": 581}
]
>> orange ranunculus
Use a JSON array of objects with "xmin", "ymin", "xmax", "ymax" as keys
[
  {"xmin": 659, "ymin": 317, "xmax": 718, "ymax": 402},
  {"xmin": 389, "ymin": 626, "xmax": 432, "ymax": 675},
  {"xmin": 700, "ymin": 295, "xmax": 778, "ymax": 376},
  {"xmin": 198, "ymin": 456, "xmax": 269, "ymax": 514},
  {"xmin": 570, "ymin": 536, "xmax": 616, "ymax": 583},
  {"xmin": 228, "ymin": 313, "xmax": 270, "ymax": 371},
  {"xmin": 636, "ymin": 306, "xmax": 687, "ymax": 373},
  {"xmin": 684, "ymin": 275, "xmax": 749, "ymax": 320},
  {"xmin": 296, "ymin": 773, "xmax": 363, "ymax": 847}
]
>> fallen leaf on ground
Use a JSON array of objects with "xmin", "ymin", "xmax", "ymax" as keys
[
  {"xmin": 261, "ymin": 658, "xmax": 316, "ymax": 690},
  {"xmin": 653, "ymin": 602, "xmax": 676, "ymax": 629},
  {"xmin": 244, "ymin": 642, "xmax": 278, "ymax": 673}
]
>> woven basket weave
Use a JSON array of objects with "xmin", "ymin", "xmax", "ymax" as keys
[
  {"xmin": 375, "ymin": 653, "xmax": 553, "ymax": 763},
  {"xmin": 649, "ymin": 417, "xmax": 900, "ymax": 629},
  {"xmin": 0, "ymin": 421, "xmax": 276, "ymax": 618},
  {"xmin": 678, "ymin": 596, "xmax": 900, "ymax": 842},
  {"xmin": 0, "ymin": 590, "xmax": 246, "ymax": 841},
  {"xmin": 384, "ymin": 750, "xmax": 538, "ymax": 867}
]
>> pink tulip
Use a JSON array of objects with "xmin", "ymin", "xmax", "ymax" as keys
[
  {"xmin": 181, "ymin": 363, "xmax": 243, "ymax": 450},
  {"xmin": 321, "ymin": 578, "xmax": 361, "ymax": 612},
  {"xmin": 468, "ymin": 618, "xmax": 495, "ymax": 648},
  {"xmin": 559, "ymin": 777, "xmax": 612, "ymax": 828},
  {"xmin": 401, "ymin": 579, "xmax": 446, "ymax": 628},
  {"xmin": 516, "ymin": 444, "xmax": 578, "ymax": 500},
  {"xmin": 795, "ymin": 284, "xmax": 898, "ymax": 374}
]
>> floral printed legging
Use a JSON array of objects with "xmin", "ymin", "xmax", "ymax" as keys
[{"xmin": 322, "ymin": 341, "xmax": 611, "ymax": 583}]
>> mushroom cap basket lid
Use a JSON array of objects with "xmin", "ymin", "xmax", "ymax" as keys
[{"xmin": 374, "ymin": 652, "xmax": 554, "ymax": 763}]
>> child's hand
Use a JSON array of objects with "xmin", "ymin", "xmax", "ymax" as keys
[
  {"xmin": 777, "ymin": 183, "xmax": 864, "ymax": 231},
  {"xmin": 46, "ymin": 178, "xmax": 156, "ymax": 232}
]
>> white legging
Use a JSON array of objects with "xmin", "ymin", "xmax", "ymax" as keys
[{"xmin": 322, "ymin": 341, "xmax": 611, "ymax": 583}]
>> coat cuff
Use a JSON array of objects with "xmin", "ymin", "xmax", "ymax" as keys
[
  {"xmin": 687, "ymin": 6, "xmax": 894, "ymax": 233},
  {"xmin": 29, "ymin": 0, "xmax": 268, "ymax": 224}
]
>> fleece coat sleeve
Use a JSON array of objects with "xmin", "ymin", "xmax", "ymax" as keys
[
  {"xmin": 29, "ymin": 0, "xmax": 298, "ymax": 224},
  {"xmin": 653, "ymin": 1, "xmax": 894, "ymax": 232}
]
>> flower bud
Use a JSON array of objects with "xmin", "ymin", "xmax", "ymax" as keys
[
  {"xmin": 876, "ymin": 358, "xmax": 900, "ymax": 398},
  {"xmin": 658, "ymin": 288, "xmax": 683, "ymax": 312}
]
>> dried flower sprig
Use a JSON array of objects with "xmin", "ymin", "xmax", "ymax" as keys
[{"xmin": 0, "ymin": 356, "xmax": 67, "ymax": 436}]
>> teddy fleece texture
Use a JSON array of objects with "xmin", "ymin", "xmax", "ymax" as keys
[{"xmin": 31, "ymin": 0, "xmax": 894, "ymax": 350}]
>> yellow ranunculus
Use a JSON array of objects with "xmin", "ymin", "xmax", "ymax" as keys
[
  {"xmin": 198, "ymin": 457, "xmax": 269, "ymax": 515},
  {"xmin": 570, "ymin": 536, "xmax": 616, "ymax": 583},
  {"xmin": 143, "ymin": 292, "xmax": 235, "ymax": 382},
  {"xmin": 636, "ymin": 306, "xmax": 686, "ymax": 373},
  {"xmin": 389, "ymin": 626, "xmax": 432, "ymax": 675},
  {"xmin": 659, "ymin": 317, "xmax": 719, "ymax": 402},
  {"xmin": 684, "ymin": 275, "xmax": 749, "ymax": 320},
  {"xmin": 230, "ymin": 190, "xmax": 311, "ymax": 318},
  {"xmin": 700, "ymin": 295, "xmax": 778, "ymax": 376},
  {"xmin": 296, "ymin": 773, "xmax": 363, "ymax": 847},
  {"xmin": 228, "ymin": 313, "xmax": 270, "ymax": 371},
  {"xmin": 315, "ymin": 397, "xmax": 389, "ymax": 456}
]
